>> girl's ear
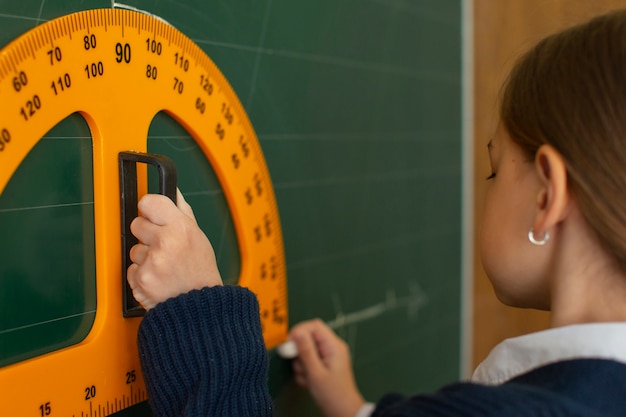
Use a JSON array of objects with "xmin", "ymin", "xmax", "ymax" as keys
[{"xmin": 532, "ymin": 144, "xmax": 570, "ymax": 236}]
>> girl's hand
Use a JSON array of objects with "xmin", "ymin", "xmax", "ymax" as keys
[
  {"xmin": 127, "ymin": 189, "xmax": 223, "ymax": 310},
  {"xmin": 289, "ymin": 319, "xmax": 365, "ymax": 417}
]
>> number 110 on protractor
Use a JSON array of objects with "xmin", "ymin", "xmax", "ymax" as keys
[{"xmin": 0, "ymin": 8, "xmax": 288, "ymax": 416}]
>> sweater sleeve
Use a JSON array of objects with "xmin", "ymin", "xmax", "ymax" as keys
[{"xmin": 137, "ymin": 285, "xmax": 274, "ymax": 417}]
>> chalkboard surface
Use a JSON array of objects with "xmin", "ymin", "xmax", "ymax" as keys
[{"xmin": 0, "ymin": 1, "xmax": 463, "ymax": 416}]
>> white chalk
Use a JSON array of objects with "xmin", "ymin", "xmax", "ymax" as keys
[{"xmin": 275, "ymin": 340, "xmax": 299, "ymax": 359}]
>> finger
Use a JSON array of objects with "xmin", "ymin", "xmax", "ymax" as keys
[
  {"xmin": 293, "ymin": 373, "xmax": 308, "ymax": 388},
  {"xmin": 137, "ymin": 193, "xmax": 179, "ymax": 226},
  {"xmin": 308, "ymin": 318, "xmax": 338, "ymax": 341},
  {"xmin": 293, "ymin": 319, "xmax": 338, "ymax": 350},
  {"xmin": 292, "ymin": 358, "xmax": 306, "ymax": 375},
  {"xmin": 130, "ymin": 216, "xmax": 161, "ymax": 246},
  {"xmin": 310, "ymin": 322, "xmax": 344, "ymax": 360},
  {"xmin": 126, "ymin": 264, "xmax": 155, "ymax": 311},
  {"xmin": 291, "ymin": 325, "xmax": 325, "ymax": 376},
  {"xmin": 176, "ymin": 188, "xmax": 197, "ymax": 223},
  {"xmin": 292, "ymin": 358, "xmax": 302, "ymax": 370},
  {"xmin": 292, "ymin": 359, "xmax": 308, "ymax": 387},
  {"xmin": 129, "ymin": 243, "xmax": 149, "ymax": 265},
  {"xmin": 132, "ymin": 287, "xmax": 153, "ymax": 311},
  {"xmin": 292, "ymin": 319, "xmax": 346, "ymax": 369},
  {"xmin": 289, "ymin": 318, "xmax": 326, "ymax": 335},
  {"xmin": 126, "ymin": 262, "xmax": 139, "ymax": 290}
]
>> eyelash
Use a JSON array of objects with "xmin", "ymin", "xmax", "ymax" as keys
[{"xmin": 486, "ymin": 172, "xmax": 496, "ymax": 180}]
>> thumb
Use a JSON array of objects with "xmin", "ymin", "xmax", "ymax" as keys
[
  {"xmin": 292, "ymin": 329, "xmax": 326, "ymax": 378},
  {"xmin": 176, "ymin": 188, "xmax": 197, "ymax": 223}
]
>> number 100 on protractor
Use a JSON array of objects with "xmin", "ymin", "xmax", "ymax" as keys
[{"xmin": 0, "ymin": 8, "xmax": 288, "ymax": 416}]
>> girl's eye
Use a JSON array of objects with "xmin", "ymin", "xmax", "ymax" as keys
[{"xmin": 486, "ymin": 172, "xmax": 496, "ymax": 180}]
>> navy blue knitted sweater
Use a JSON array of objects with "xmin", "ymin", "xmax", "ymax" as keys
[
  {"xmin": 138, "ymin": 286, "xmax": 273, "ymax": 416},
  {"xmin": 138, "ymin": 286, "xmax": 626, "ymax": 417}
]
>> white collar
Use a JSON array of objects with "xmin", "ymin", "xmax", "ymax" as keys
[{"xmin": 471, "ymin": 322, "xmax": 626, "ymax": 385}]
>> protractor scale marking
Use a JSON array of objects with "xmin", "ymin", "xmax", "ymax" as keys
[{"xmin": 0, "ymin": 9, "xmax": 287, "ymax": 416}]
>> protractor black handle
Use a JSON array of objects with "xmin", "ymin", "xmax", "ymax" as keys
[{"xmin": 119, "ymin": 151, "xmax": 178, "ymax": 317}]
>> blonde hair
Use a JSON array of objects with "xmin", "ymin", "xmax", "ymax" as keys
[{"xmin": 501, "ymin": 9, "xmax": 626, "ymax": 268}]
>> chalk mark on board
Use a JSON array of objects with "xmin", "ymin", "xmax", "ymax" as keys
[
  {"xmin": 245, "ymin": 0, "xmax": 273, "ymax": 110},
  {"xmin": 35, "ymin": 0, "xmax": 45, "ymax": 25},
  {"xmin": 328, "ymin": 281, "xmax": 428, "ymax": 330},
  {"xmin": 0, "ymin": 310, "xmax": 96, "ymax": 335},
  {"xmin": 111, "ymin": 2, "xmax": 172, "ymax": 26},
  {"xmin": 327, "ymin": 281, "xmax": 428, "ymax": 355}
]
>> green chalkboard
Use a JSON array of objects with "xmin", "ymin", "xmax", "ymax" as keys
[{"xmin": 0, "ymin": 1, "xmax": 463, "ymax": 416}]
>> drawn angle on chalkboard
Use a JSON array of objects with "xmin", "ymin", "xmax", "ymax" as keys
[
  {"xmin": 328, "ymin": 281, "xmax": 429, "ymax": 329},
  {"xmin": 0, "ymin": 8, "xmax": 287, "ymax": 416},
  {"xmin": 330, "ymin": 282, "xmax": 429, "ymax": 357},
  {"xmin": 277, "ymin": 282, "xmax": 429, "ymax": 359}
]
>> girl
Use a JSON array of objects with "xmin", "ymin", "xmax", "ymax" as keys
[{"xmin": 128, "ymin": 9, "xmax": 626, "ymax": 417}]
